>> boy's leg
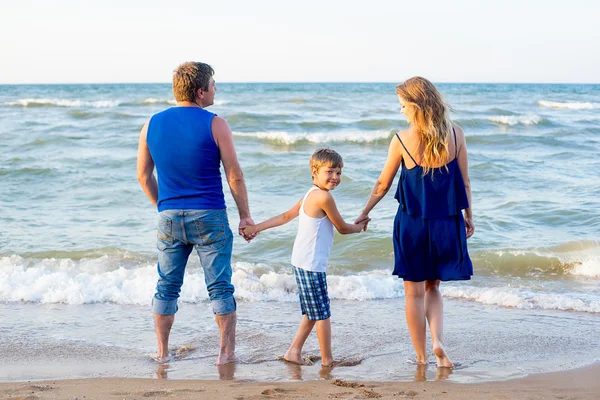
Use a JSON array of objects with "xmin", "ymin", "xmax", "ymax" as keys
[
  {"xmin": 284, "ymin": 315, "xmax": 316, "ymax": 364},
  {"xmin": 293, "ymin": 266, "xmax": 332, "ymax": 366},
  {"xmin": 404, "ymin": 281, "xmax": 427, "ymax": 364},
  {"xmin": 315, "ymin": 318, "xmax": 334, "ymax": 366},
  {"xmin": 425, "ymin": 280, "xmax": 453, "ymax": 368}
]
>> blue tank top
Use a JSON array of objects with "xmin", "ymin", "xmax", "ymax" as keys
[
  {"xmin": 394, "ymin": 128, "xmax": 469, "ymax": 218},
  {"xmin": 146, "ymin": 106, "xmax": 226, "ymax": 212}
]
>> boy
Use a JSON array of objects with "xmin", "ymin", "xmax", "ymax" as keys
[{"xmin": 242, "ymin": 148, "xmax": 368, "ymax": 366}]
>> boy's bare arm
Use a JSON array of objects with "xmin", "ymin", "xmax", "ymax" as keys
[
  {"xmin": 319, "ymin": 192, "xmax": 367, "ymax": 234},
  {"xmin": 243, "ymin": 199, "xmax": 302, "ymax": 237}
]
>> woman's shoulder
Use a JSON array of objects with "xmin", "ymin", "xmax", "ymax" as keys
[{"xmin": 452, "ymin": 124, "xmax": 465, "ymax": 138}]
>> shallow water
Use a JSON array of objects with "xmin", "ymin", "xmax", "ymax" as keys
[{"xmin": 1, "ymin": 83, "xmax": 599, "ymax": 382}]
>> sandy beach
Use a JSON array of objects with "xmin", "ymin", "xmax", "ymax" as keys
[{"xmin": 2, "ymin": 362, "xmax": 599, "ymax": 400}]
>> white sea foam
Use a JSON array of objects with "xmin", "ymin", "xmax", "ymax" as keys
[
  {"xmin": 0, "ymin": 257, "xmax": 400, "ymax": 305},
  {"xmin": 4, "ymin": 98, "xmax": 120, "ymax": 108},
  {"xmin": 141, "ymin": 98, "xmax": 227, "ymax": 106},
  {"xmin": 1, "ymin": 256, "xmax": 599, "ymax": 312},
  {"xmin": 233, "ymin": 130, "xmax": 391, "ymax": 144},
  {"xmin": 141, "ymin": 98, "xmax": 177, "ymax": 105},
  {"xmin": 538, "ymin": 100, "xmax": 600, "ymax": 109},
  {"xmin": 486, "ymin": 115, "xmax": 542, "ymax": 126},
  {"xmin": 442, "ymin": 285, "xmax": 600, "ymax": 313}
]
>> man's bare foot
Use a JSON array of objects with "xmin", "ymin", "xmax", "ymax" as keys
[
  {"xmin": 433, "ymin": 342, "xmax": 454, "ymax": 368},
  {"xmin": 216, "ymin": 354, "xmax": 239, "ymax": 365},
  {"xmin": 282, "ymin": 349, "xmax": 312, "ymax": 365}
]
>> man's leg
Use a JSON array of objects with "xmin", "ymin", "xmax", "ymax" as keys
[
  {"xmin": 153, "ymin": 211, "xmax": 192, "ymax": 360},
  {"xmin": 154, "ymin": 313, "xmax": 175, "ymax": 360},
  {"xmin": 215, "ymin": 311, "xmax": 237, "ymax": 365},
  {"xmin": 193, "ymin": 209, "xmax": 237, "ymax": 365}
]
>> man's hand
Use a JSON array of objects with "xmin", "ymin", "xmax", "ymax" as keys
[
  {"xmin": 241, "ymin": 225, "xmax": 259, "ymax": 241},
  {"xmin": 239, "ymin": 217, "xmax": 257, "ymax": 242}
]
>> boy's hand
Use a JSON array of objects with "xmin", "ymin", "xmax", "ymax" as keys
[
  {"xmin": 354, "ymin": 218, "xmax": 370, "ymax": 233},
  {"xmin": 354, "ymin": 213, "xmax": 370, "ymax": 232}
]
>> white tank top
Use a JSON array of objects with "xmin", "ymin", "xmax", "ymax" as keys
[{"xmin": 291, "ymin": 186, "xmax": 334, "ymax": 272}]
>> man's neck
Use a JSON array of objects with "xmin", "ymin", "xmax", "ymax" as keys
[{"xmin": 176, "ymin": 100, "xmax": 203, "ymax": 108}]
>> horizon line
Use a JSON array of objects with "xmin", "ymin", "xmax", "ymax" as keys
[{"xmin": 1, "ymin": 81, "xmax": 600, "ymax": 86}]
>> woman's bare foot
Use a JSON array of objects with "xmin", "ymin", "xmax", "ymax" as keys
[{"xmin": 433, "ymin": 342, "xmax": 454, "ymax": 368}]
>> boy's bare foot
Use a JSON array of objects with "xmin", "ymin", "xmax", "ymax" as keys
[
  {"xmin": 282, "ymin": 350, "xmax": 312, "ymax": 365},
  {"xmin": 433, "ymin": 342, "xmax": 454, "ymax": 368},
  {"xmin": 322, "ymin": 357, "xmax": 364, "ymax": 367}
]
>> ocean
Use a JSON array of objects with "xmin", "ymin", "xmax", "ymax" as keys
[{"xmin": 1, "ymin": 82, "xmax": 599, "ymax": 383}]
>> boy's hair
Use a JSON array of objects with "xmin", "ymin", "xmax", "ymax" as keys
[
  {"xmin": 309, "ymin": 148, "xmax": 344, "ymax": 172},
  {"xmin": 172, "ymin": 62, "xmax": 214, "ymax": 102}
]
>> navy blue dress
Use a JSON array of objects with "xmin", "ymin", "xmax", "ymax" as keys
[{"xmin": 392, "ymin": 129, "xmax": 473, "ymax": 282}]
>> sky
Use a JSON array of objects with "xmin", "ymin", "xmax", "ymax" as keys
[{"xmin": 1, "ymin": 0, "xmax": 599, "ymax": 84}]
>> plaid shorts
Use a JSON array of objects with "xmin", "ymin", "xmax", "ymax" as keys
[{"xmin": 293, "ymin": 266, "xmax": 331, "ymax": 321}]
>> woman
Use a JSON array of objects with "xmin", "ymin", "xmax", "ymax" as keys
[{"xmin": 356, "ymin": 77, "xmax": 474, "ymax": 368}]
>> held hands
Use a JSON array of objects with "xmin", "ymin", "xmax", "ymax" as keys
[
  {"xmin": 354, "ymin": 213, "xmax": 371, "ymax": 232},
  {"xmin": 353, "ymin": 219, "xmax": 370, "ymax": 233},
  {"xmin": 241, "ymin": 224, "xmax": 259, "ymax": 242},
  {"xmin": 238, "ymin": 217, "xmax": 257, "ymax": 243}
]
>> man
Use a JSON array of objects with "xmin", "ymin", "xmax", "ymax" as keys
[{"xmin": 137, "ymin": 62, "xmax": 254, "ymax": 365}]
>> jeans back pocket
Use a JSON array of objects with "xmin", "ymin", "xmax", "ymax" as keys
[{"xmin": 157, "ymin": 215, "xmax": 174, "ymax": 250}]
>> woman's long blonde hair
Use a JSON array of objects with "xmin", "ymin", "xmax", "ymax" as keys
[{"xmin": 396, "ymin": 77, "xmax": 453, "ymax": 176}]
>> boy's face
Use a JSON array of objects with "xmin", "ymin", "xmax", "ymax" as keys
[{"xmin": 312, "ymin": 165, "xmax": 342, "ymax": 191}]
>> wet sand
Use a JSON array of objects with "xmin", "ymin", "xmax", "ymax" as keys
[{"xmin": 1, "ymin": 362, "xmax": 598, "ymax": 400}]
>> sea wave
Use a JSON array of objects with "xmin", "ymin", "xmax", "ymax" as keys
[
  {"xmin": 538, "ymin": 100, "xmax": 600, "ymax": 109},
  {"xmin": 138, "ymin": 98, "xmax": 229, "ymax": 106},
  {"xmin": 3, "ymin": 98, "xmax": 121, "ymax": 108},
  {"xmin": 0, "ymin": 256, "xmax": 401, "ymax": 304},
  {"xmin": 442, "ymin": 285, "xmax": 600, "ymax": 313},
  {"xmin": 473, "ymin": 241, "xmax": 600, "ymax": 278},
  {"xmin": 140, "ymin": 98, "xmax": 177, "ymax": 105},
  {"xmin": 3, "ymin": 98, "xmax": 229, "ymax": 108},
  {"xmin": 486, "ymin": 115, "xmax": 544, "ymax": 126},
  {"xmin": 232, "ymin": 130, "xmax": 393, "ymax": 144},
  {"xmin": 1, "ymin": 253, "xmax": 599, "ymax": 312}
]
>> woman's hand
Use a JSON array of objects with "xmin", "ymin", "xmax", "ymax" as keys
[{"xmin": 464, "ymin": 215, "xmax": 475, "ymax": 238}]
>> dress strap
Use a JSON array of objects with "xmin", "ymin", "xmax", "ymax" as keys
[
  {"xmin": 453, "ymin": 127, "xmax": 457, "ymax": 158},
  {"xmin": 395, "ymin": 133, "xmax": 418, "ymax": 166}
]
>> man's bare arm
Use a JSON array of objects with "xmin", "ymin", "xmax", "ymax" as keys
[
  {"xmin": 137, "ymin": 121, "xmax": 158, "ymax": 207},
  {"xmin": 212, "ymin": 116, "xmax": 253, "ymax": 233}
]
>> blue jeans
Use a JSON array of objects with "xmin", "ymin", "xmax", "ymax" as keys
[{"xmin": 152, "ymin": 209, "xmax": 236, "ymax": 315}]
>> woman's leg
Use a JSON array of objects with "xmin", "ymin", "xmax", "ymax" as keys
[
  {"xmin": 425, "ymin": 280, "xmax": 453, "ymax": 367},
  {"xmin": 404, "ymin": 281, "xmax": 427, "ymax": 363}
]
